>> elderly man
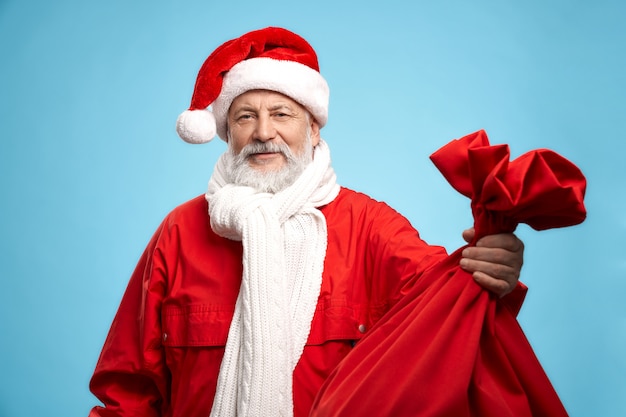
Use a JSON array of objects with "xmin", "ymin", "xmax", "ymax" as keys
[{"xmin": 89, "ymin": 27, "xmax": 525, "ymax": 417}]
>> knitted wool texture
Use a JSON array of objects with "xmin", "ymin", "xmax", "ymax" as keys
[{"xmin": 206, "ymin": 140, "xmax": 340, "ymax": 416}]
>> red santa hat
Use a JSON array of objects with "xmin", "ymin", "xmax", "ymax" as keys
[{"xmin": 176, "ymin": 27, "xmax": 330, "ymax": 144}]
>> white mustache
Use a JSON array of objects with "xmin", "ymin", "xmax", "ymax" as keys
[{"xmin": 239, "ymin": 141, "xmax": 294, "ymax": 158}]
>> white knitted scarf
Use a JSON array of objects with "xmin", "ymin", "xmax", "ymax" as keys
[{"xmin": 206, "ymin": 140, "xmax": 339, "ymax": 417}]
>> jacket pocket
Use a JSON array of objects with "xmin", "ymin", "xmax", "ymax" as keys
[
  {"xmin": 161, "ymin": 304, "xmax": 235, "ymax": 347},
  {"xmin": 306, "ymin": 298, "xmax": 377, "ymax": 346}
]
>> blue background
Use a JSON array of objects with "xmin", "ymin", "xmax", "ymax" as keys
[{"xmin": 1, "ymin": 0, "xmax": 624, "ymax": 415}]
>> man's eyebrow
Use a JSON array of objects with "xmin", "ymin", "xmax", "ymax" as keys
[
  {"xmin": 232, "ymin": 104, "xmax": 256, "ymax": 113},
  {"xmin": 231, "ymin": 103, "xmax": 295, "ymax": 113},
  {"xmin": 269, "ymin": 103, "xmax": 296, "ymax": 112}
]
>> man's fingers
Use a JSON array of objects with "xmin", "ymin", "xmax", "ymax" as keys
[
  {"xmin": 460, "ymin": 231, "xmax": 524, "ymax": 297},
  {"xmin": 475, "ymin": 233, "xmax": 525, "ymax": 253},
  {"xmin": 462, "ymin": 246, "xmax": 523, "ymax": 270},
  {"xmin": 460, "ymin": 257, "xmax": 519, "ymax": 297},
  {"xmin": 462, "ymin": 227, "xmax": 475, "ymax": 243},
  {"xmin": 460, "ymin": 257, "xmax": 518, "ymax": 279},
  {"xmin": 471, "ymin": 271, "xmax": 514, "ymax": 298}
]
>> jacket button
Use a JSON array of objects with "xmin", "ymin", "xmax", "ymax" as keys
[
  {"xmin": 358, "ymin": 324, "xmax": 366, "ymax": 333},
  {"xmin": 162, "ymin": 333, "xmax": 168, "ymax": 342}
]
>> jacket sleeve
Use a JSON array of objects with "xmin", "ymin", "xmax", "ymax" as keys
[
  {"xmin": 89, "ymin": 219, "xmax": 172, "ymax": 417},
  {"xmin": 364, "ymin": 200, "xmax": 527, "ymax": 316},
  {"xmin": 362, "ymin": 200, "xmax": 448, "ymax": 308}
]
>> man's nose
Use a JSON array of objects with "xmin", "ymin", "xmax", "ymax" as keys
[{"xmin": 254, "ymin": 115, "xmax": 277, "ymax": 142}]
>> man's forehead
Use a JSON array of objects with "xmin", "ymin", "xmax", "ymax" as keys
[{"xmin": 230, "ymin": 90, "xmax": 302, "ymax": 111}]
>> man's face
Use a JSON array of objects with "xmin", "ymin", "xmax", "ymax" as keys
[{"xmin": 227, "ymin": 90, "xmax": 320, "ymax": 172}]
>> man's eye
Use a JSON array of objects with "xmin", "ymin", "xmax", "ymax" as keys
[{"xmin": 238, "ymin": 114, "xmax": 253, "ymax": 121}]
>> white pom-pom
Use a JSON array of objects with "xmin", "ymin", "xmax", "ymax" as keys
[{"xmin": 175, "ymin": 109, "xmax": 217, "ymax": 144}]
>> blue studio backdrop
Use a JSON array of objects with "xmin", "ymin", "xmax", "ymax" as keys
[{"xmin": 0, "ymin": 0, "xmax": 624, "ymax": 416}]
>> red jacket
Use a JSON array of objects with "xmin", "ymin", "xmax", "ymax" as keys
[{"xmin": 89, "ymin": 187, "xmax": 454, "ymax": 417}]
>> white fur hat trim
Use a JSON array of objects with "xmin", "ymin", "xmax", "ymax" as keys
[{"xmin": 212, "ymin": 57, "xmax": 329, "ymax": 141}]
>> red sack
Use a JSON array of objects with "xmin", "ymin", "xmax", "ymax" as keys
[{"xmin": 309, "ymin": 130, "xmax": 587, "ymax": 417}]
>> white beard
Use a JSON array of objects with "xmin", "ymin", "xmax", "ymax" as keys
[{"xmin": 224, "ymin": 133, "xmax": 313, "ymax": 193}]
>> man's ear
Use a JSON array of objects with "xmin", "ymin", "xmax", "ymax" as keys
[{"xmin": 310, "ymin": 119, "xmax": 321, "ymax": 147}]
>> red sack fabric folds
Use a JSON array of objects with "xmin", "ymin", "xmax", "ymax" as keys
[{"xmin": 309, "ymin": 130, "xmax": 587, "ymax": 417}]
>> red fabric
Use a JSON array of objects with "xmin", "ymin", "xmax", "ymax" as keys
[
  {"xmin": 309, "ymin": 130, "xmax": 587, "ymax": 417},
  {"xmin": 88, "ymin": 188, "xmax": 449, "ymax": 417}
]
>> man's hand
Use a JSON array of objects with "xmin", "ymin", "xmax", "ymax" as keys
[{"xmin": 459, "ymin": 228, "xmax": 524, "ymax": 297}]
